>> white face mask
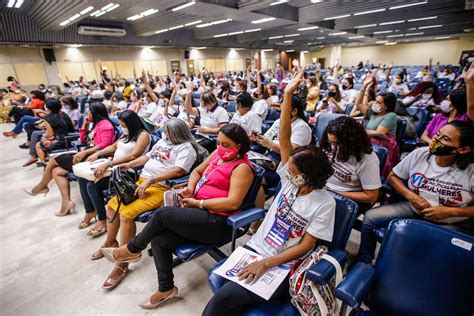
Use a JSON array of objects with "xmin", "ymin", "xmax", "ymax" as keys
[
  {"xmin": 286, "ymin": 171, "xmax": 306, "ymax": 188},
  {"xmin": 372, "ymin": 102, "xmax": 382, "ymax": 113},
  {"xmin": 422, "ymin": 93, "xmax": 432, "ymax": 100},
  {"xmin": 440, "ymin": 100, "xmax": 453, "ymax": 113},
  {"xmin": 121, "ymin": 127, "xmax": 129, "ymax": 136}
]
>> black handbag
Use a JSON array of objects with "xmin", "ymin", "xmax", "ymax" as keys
[{"xmin": 107, "ymin": 167, "xmax": 138, "ymax": 222}]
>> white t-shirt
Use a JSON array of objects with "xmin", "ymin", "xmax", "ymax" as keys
[
  {"xmin": 114, "ymin": 100, "xmax": 128, "ymax": 111},
  {"xmin": 265, "ymin": 118, "xmax": 312, "ymax": 147},
  {"xmin": 341, "ymin": 88, "xmax": 358, "ymax": 104},
  {"xmin": 393, "ymin": 147, "xmax": 474, "ymax": 224},
  {"xmin": 197, "ymin": 106, "xmax": 229, "ymax": 136},
  {"xmin": 230, "ymin": 110, "xmax": 262, "ymax": 134},
  {"xmin": 388, "ymin": 83, "xmax": 409, "ymax": 96},
  {"xmin": 142, "ymin": 140, "xmax": 197, "ymax": 185},
  {"xmin": 138, "ymin": 102, "xmax": 157, "ymax": 118},
  {"xmin": 326, "ymin": 151, "xmax": 381, "ymax": 192},
  {"xmin": 247, "ymin": 162, "xmax": 335, "ymax": 263},
  {"xmin": 252, "ymin": 99, "xmax": 268, "ymax": 119}
]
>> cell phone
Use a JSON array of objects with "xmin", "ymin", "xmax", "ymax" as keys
[
  {"xmin": 252, "ymin": 130, "xmax": 262, "ymax": 136},
  {"xmin": 303, "ymin": 71, "xmax": 309, "ymax": 79}
]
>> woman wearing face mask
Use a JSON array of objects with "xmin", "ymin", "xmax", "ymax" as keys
[
  {"xmin": 402, "ymin": 81, "xmax": 442, "ymax": 110},
  {"xmin": 203, "ymin": 69, "xmax": 335, "ymax": 316},
  {"xmin": 386, "ymin": 68, "xmax": 410, "ymax": 97},
  {"xmin": 339, "ymin": 77, "xmax": 359, "ymax": 105},
  {"xmin": 304, "ymin": 76, "xmax": 321, "ymax": 113},
  {"xmin": 355, "ymin": 120, "xmax": 474, "ymax": 264},
  {"xmin": 184, "ymin": 82, "xmax": 229, "ymax": 153},
  {"xmin": 23, "ymin": 102, "xmax": 115, "ymax": 216},
  {"xmin": 76, "ymin": 110, "xmax": 150, "ymax": 240},
  {"xmin": 320, "ymin": 116, "xmax": 381, "ymax": 210},
  {"xmin": 110, "ymin": 91, "xmax": 128, "ymax": 114},
  {"xmin": 97, "ymin": 118, "xmax": 201, "ymax": 290},
  {"xmin": 60, "ymin": 97, "xmax": 81, "ymax": 128},
  {"xmin": 163, "ymin": 86, "xmax": 196, "ymax": 128},
  {"xmin": 317, "ymin": 83, "xmax": 344, "ymax": 114},
  {"xmin": 100, "ymin": 123, "xmax": 255, "ymax": 307},
  {"xmin": 230, "ymin": 92, "xmax": 262, "ymax": 135}
]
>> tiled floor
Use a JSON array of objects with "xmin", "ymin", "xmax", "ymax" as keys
[{"xmin": 0, "ymin": 123, "xmax": 362, "ymax": 315}]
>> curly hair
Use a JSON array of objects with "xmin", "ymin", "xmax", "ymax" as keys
[
  {"xmin": 291, "ymin": 145, "xmax": 333, "ymax": 190},
  {"xmin": 320, "ymin": 116, "xmax": 372, "ymax": 162}
]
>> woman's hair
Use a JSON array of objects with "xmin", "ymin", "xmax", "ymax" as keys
[
  {"xmin": 378, "ymin": 92, "xmax": 397, "ymax": 112},
  {"xmin": 291, "ymin": 146, "xmax": 333, "ymax": 190},
  {"xmin": 308, "ymin": 76, "xmax": 318, "ymax": 88},
  {"xmin": 164, "ymin": 118, "xmax": 203, "ymax": 154},
  {"xmin": 328, "ymin": 83, "xmax": 342, "ymax": 102},
  {"xmin": 61, "ymin": 96, "xmax": 79, "ymax": 110},
  {"xmin": 408, "ymin": 81, "xmax": 443, "ymax": 104},
  {"xmin": 291, "ymin": 95, "xmax": 307, "ymax": 122},
  {"xmin": 221, "ymin": 80, "xmax": 231, "ymax": 91},
  {"xmin": 7, "ymin": 76, "xmax": 15, "ymax": 82},
  {"xmin": 132, "ymin": 89, "xmax": 143, "ymax": 100},
  {"xmin": 117, "ymin": 110, "xmax": 146, "ymax": 143},
  {"xmin": 45, "ymin": 99, "xmax": 62, "ymax": 114},
  {"xmin": 219, "ymin": 123, "xmax": 250, "ymax": 156},
  {"xmin": 320, "ymin": 116, "xmax": 372, "ymax": 162},
  {"xmin": 448, "ymin": 88, "xmax": 467, "ymax": 116},
  {"xmin": 236, "ymin": 92, "xmax": 253, "ymax": 108},
  {"xmin": 201, "ymin": 91, "xmax": 218, "ymax": 109},
  {"xmin": 31, "ymin": 90, "xmax": 46, "ymax": 101},
  {"xmin": 113, "ymin": 91, "xmax": 125, "ymax": 102},
  {"xmin": 342, "ymin": 77, "xmax": 354, "ymax": 89},
  {"xmin": 266, "ymin": 83, "xmax": 277, "ymax": 96},
  {"xmin": 89, "ymin": 101, "xmax": 112, "ymax": 127},
  {"xmin": 438, "ymin": 121, "xmax": 473, "ymax": 170}
]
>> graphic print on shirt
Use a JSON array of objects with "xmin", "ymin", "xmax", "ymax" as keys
[
  {"xmin": 409, "ymin": 172, "xmax": 464, "ymax": 206},
  {"xmin": 149, "ymin": 145, "xmax": 172, "ymax": 162},
  {"xmin": 327, "ymin": 152, "xmax": 353, "ymax": 183},
  {"xmin": 264, "ymin": 193, "xmax": 308, "ymax": 249}
]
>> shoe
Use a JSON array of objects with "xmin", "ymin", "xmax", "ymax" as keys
[
  {"xmin": 91, "ymin": 241, "xmax": 118, "ymax": 261},
  {"xmin": 138, "ymin": 287, "xmax": 178, "ymax": 309},
  {"xmin": 78, "ymin": 216, "xmax": 97, "ymax": 229},
  {"xmin": 2, "ymin": 131, "xmax": 17, "ymax": 138},
  {"xmin": 88, "ymin": 226, "xmax": 107, "ymax": 237},
  {"xmin": 101, "ymin": 247, "xmax": 142, "ymax": 264},
  {"xmin": 23, "ymin": 187, "xmax": 49, "ymax": 197},
  {"xmin": 102, "ymin": 265, "xmax": 128, "ymax": 290},
  {"xmin": 55, "ymin": 201, "xmax": 77, "ymax": 217},
  {"xmin": 36, "ymin": 161, "xmax": 47, "ymax": 168},
  {"xmin": 19, "ymin": 143, "xmax": 30, "ymax": 149},
  {"xmin": 22, "ymin": 158, "xmax": 38, "ymax": 167}
]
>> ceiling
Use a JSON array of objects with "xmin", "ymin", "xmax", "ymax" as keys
[{"xmin": 0, "ymin": 0, "xmax": 473, "ymax": 49}]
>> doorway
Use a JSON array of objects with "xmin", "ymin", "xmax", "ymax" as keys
[
  {"xmin": 170, "ymin": 60, "xmax": 181, "ymax": 73},
  {"xmin": 186, "ymin": 59, "xmax": 195, "ymax": 75}
]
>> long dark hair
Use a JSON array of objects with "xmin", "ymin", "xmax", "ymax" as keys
[
  {"xmin": 291, "ymin": 95, "xmax": 307, "ymax": 122},
  {"xmin": 445, "ymin": 121, "xmax": 473, "ymax": 170},
  {"xmin": 448, "ymin": 88, "xmax": 467, "ymax": 116},
  {"xmin": 321, "ymin": 116, "xmax": 372, "ymax": 162},
  {"xmin": 117, "ymin": 110, "xmax": 146, "ymax": 143},
  {"xmin": 219, "ymin": 123, "xmax": 250, "ymax": 156},
  {"xmin": 89, "ymin": 102, "xmax": 112, "ymax": 128},
  {"xmin": 292, "ymin": 146, "xmax": 332, "ymax": 190},
  {"xmin": 61, "ymin": 96, "xmax": 79, "ymax": 110}
]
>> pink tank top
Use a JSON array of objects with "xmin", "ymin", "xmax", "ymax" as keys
[{"xmin": 195, "ymin": 152, "xmax": 254, "ymax": 216}]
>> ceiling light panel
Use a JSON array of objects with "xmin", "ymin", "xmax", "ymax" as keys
[{"xmin": 172, "ymin": 1, "xmax": 196, "ymax": 11}]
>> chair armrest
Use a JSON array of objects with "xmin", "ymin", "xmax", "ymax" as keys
[
  {"xmin": 226, "ymin": 207, "xmax": 266, "ymax": 229},
  {"xmin": 335, "ymin": 262, "xmax": 375, "ymax": 308},
  {"xmin": 165, "ymin": 176, "xmax": 189, "ymax": 187},
  {"xmin": 306, "ymin": 249, "xmax": 347, "ymax": 285}
]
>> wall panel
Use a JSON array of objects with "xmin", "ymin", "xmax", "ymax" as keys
[
  {"xmin": 115, "ymin": 61, "xmax": 135, "ymax": 79},
  {"xmin": 56, "ymin": 62, "xmax": 83, "ymax": 82},
  {"xmin": 0, "ymin": 64, "xmax": 16, "ymax": 86},
  {"xmin": 14, "ymin": 63, "xmax": 48, "ymax": 85}
]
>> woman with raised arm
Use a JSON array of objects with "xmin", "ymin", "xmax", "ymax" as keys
[{"xmin": 203, "ymin": 70, "xmax": 336, "ymax": 316}]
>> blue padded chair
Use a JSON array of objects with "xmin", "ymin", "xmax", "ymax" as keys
[
  {"xmin": 435, "ymin": 78, "xmax": 450, "ymax": 95},
  {"xmin": 336, "ymin": 219, "xmax": 474, "ymax": 316},
  {"xmin": 207, "ymin": 192, "xmax": 359, "ymax": 316},
  {"xmin": 344, "ymin": 103, "xmax": 354, "ymax": 115},
  {"xmin": 225, "ymin": 101, "xmax": 237, "ymax": 113},
  {"xmin": 263, "ymin": 108, "xmax": 281, "ymax": 126},
  {"xmin": 193, "ymin": 98, "xmax": 201, "ymax": 107},
  {"xmin": 372, "ymin": 145, "xmax": 388, "ymax": 175},
  {"xmin": 313, "ymin": 112, "xmax": 345, "ymax": 145},
  {"xmin": 401, "ymin": 108, "xmax": 429, "ymax": 152},
  {"xmin": 395, "ymin": 118, "xmax": 407, "ymax": 144}
]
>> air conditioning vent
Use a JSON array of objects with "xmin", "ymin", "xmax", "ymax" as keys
[{"xmin": 78, "ymin": 26, "xmax": 126, "ymax": 37}]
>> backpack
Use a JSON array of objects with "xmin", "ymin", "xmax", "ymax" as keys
[{"xmin": 289, "ymin": 245, "xmax": 343, "ymax": 316}]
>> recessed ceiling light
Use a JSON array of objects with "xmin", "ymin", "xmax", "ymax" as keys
[
  {"xmin": 385, "ymin": 42, "xmax": 397, "ymax": 45},
  {"xmin": 184, "ymin": 20, "xmax": 202, "ymax": 26},
  {"xmin": 269, "ymin": 35, "xmax": 284, "ymax": 39},
  {"xmin": 80, "ymin": 6, "xmax": 94, "ymax": 15},
  {"xmin": 418, "ymin": 25, "xmax": 443, "ymax": 29},
  {"xmin": 301, "ymin": 51, "xmax": 309, "ymax": 53},
  {"xmin": 408, "ymin": 16, "xmax": 437, "ymax": 22},
  {"xmin": 374, "ymin": 30, "xmax": 393, "ymax": 34},
  {"xmin": 349, "ymin": 35, "xmax": 365, "ymax": 39},
  {"xmin": 311, "ymin": 0, "xmax": 322, "ymax": 2},
  {"xmin": 285, "ymin": 34, "xmax": 300, "ymax": 37},
  {"xmin": 101, "ymin": 3, "xmax": 114, "ymax": 11},
  {"xmin": 316, "ymin": 36, "xmax": 325, "ymax": 39},
  {"xmin": 214, "ymin": 33, "xmax": 228, "ymax": 38},
  {"xmin": 284, "ymin": 40, "xmax": 294, "ymax": 43},
  {"xmin": 169, "ymin": 25, "xmax": 184, "ymax": 30},
  {"xmin": 172, "ymin": 1, "xmax": 196, "ymax": 11},
  {"xmin": 196, "ymin": 18, "xmax": 232, "ymax": 28},
  {"xmin": 252, "ymin": 17, "xmax": 276, "ymax": 24},
  {"xmin": 270, "ymin": 0, "xmax": 288, "ymax": 6},
  {"xmin": 356, "ymin": 24, "xmax": 377, "ymax": 28},
  {"xmin": 286, "ymin": 49, "xmax": 295, "ymax": 52},
  {"xmin": 127, "ymin": 8, "xmax": 159, "ymax": 21},
  {"xmin": 60, "ymin": 20, "xmax": 70, "ymax": 26},
  {"xmin": 376, "ymin": 40, "xmax": 388, "ymax": 44},
  {"xmin": 155, "ymin": 29, "xmax": 168, "ymax": 34},
  {"xmin": 379, "ymin": 20, "xmax": 405, "ymax": 26},
  {"xmin": 245, "ymin": 28, "xmax": 261, "ymax": 33},
  {"xmin": 329, "ymin": 32, "xmax": 347, "ymax": 36},
  {"xmin": 387, "ymin": 34, "xmax": 404, "ymax": 38},
  {"xmin": 405, "ymin": 32, "xmax": 424, "ymax": 36},
  {"xmin": 354, "ymin": 8, "xmax": 386, "ymax": 15},
  {"xmin": 298, "ymin": 26, "xmax": 319, "ymax": 31},
  {"xmin": 389, "ymin": 1, "xmax": 427, "ymax": 10},
  {"xmin": 324, "ymin": 14, "xmax": 351, "ymax": 20},
  {"xmin": 229, "ymin": 31, "xmax": 243, "ymax": 35},
  {"xmin": 7, "ymin": 0, "xmax": 15, "ymax": 8},
  {"xmin": 434, "ymin": 36, "xmax": 451, "ymax": 40},
  {"xmin": 262, "ymin": 49, "xmax": 274, "ymax": 52}
]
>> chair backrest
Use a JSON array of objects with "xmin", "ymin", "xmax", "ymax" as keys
[
  {"xmin": 265, "ymin": 108, "xmax": 281, "ymax": 122},
  {"xmin": 240, "ymin": 164, "xmax": 265, "ymax": 210},
  {"xmin": 406, "ymin": 108, "xmax": 429, "ymax": 136},
  {"xmin": 372, "ymin": 144, "xmax": 388, "ymax": 175},
  {"xmin": 368, "ymin": 219, "xmax": 474, "ymax": 316},
  {"xmin": 225, "ymin": 101, "xmax": 236, "ymax": 113},
  {"xmin": 313, "ymin": 112, "xmax": 345, "ymax": 145},
  {"xmin": 396, "ymin": 118, "xmax": 407, "ymax": 144},
  {"xmin": 319, "ymin": 192, "xmax": 359, "ymax": 250}
]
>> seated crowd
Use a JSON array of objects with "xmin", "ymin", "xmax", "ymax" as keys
[{"xmin": 1, "ymin": 58, "xmax": 473, "ymax": 313}]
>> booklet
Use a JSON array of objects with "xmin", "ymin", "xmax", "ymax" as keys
[
  {"xmin": 247, "ymin": 150, "xmax": 273, "ymax": 162},
  {"xmin": 163, "ymin": 190, "xmax": 183, "ymax": 208},
  {"xmin": 213, "ymin": 246, "xmax": 290, "ymax": 300}
]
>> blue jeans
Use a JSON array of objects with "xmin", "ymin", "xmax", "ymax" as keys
[
  {"xmin": 78, "ymin": 177, "xmax": 109, "ymax": 221},
  {"xmin": 12, "ymin": 115, "xmax": 37, "ymax": 134},
  {"xmin": 29, "ymin": 130, "xmax": 44, "ymax": 156},
  {"xmin": 359, "ymin": 202, "xmax": 419, "ymax": 263}
]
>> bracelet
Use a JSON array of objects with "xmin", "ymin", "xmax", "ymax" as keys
[{"xmin": 199, "ymin": 199, "xmax": 204, "ymax": 209}]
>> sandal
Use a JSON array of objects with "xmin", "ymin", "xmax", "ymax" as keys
[
  {"xmin": 102, "ymin": 265, "xmax": 128, "ymax": 290},
  {"xmin": 87, "ymin": 225, "xmax": 107, "ymax": 237},
  {"xmin": 78, "ymin": 217, "xmax": 97, "ymax": 229},
  {"xmin": 91, "ymin": 241, "xmax": 118, "ymax": 261},
  {"xmin": 138, "ymin": 287, "xmax": 179, "ymax": 309}
]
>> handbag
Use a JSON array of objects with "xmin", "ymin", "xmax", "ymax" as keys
[
  {"xmin": 72, "ymin": 158, "xmax": 111, "ymax": 181},
  {"xmin": 109, "ymin": 167, "xmax": 138, "ymax": 206}
]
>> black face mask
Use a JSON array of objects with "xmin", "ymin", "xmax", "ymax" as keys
[
  {"xmin": 328, "ymin": 91, "xmax": 336, "ymax": 97},
  {"xmin": 341, "ymin": 85, "xmax": 348, "ymax": 90},
  {"xmin": 429, "ymin": 140, "xmax": 459, "ymax": 156}
]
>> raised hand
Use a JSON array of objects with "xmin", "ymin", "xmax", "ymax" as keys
[
  {"xmin": 284, "ymin": 69, "xmax": 304, "ymax": 95},
  {"xmin": 462, "ymin": 63, "xmax": 474, "ymax": 84}
]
